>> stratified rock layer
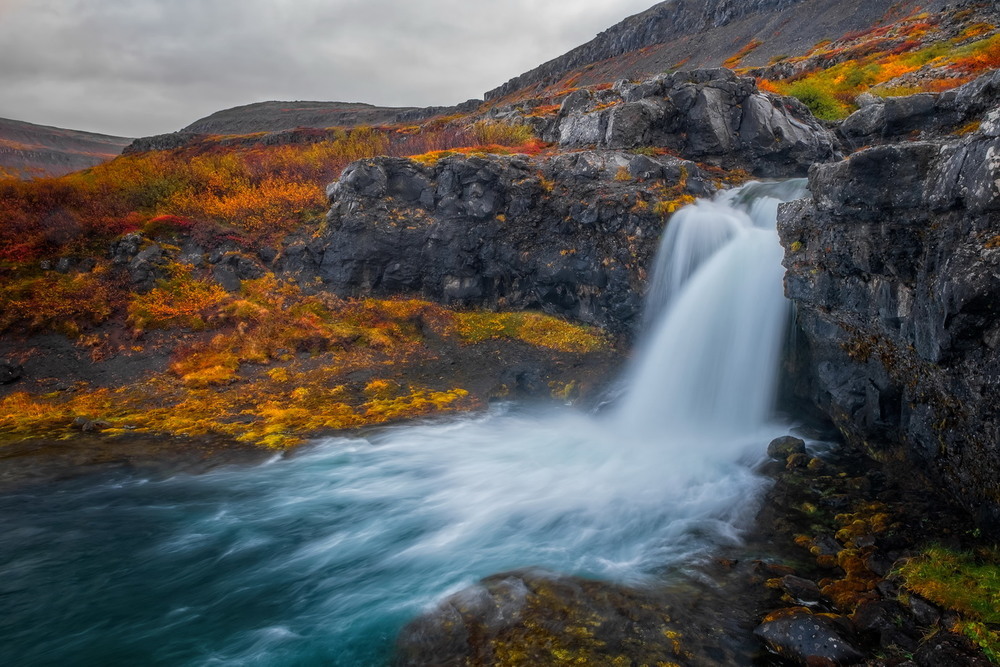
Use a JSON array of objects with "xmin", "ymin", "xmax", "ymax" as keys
[{"xmin": 778, "ymin": 125, "xmax": 1000, "ymax": 528}]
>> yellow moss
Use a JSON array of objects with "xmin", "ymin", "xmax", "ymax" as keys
[
  {"xmin": 955, "ymin": 120, "xmax": 982, "ymax": 135},
  {"xmin": 363, "ymin": 378, "xmax": 400, "ymax": 400},
  {"xmin": 653, "ymin": 195, "xmax": 696, "ymax": 217},
  {"xmin": 614, "ymin": 166, "xmax": 632, "ymax": 181},
  {"xmin": 455, "ymin": 311, "xmax": 606, "ymax": 353}
]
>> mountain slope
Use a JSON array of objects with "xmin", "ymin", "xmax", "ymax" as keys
[
  {"xmin": 485, "ymin": 0, "xmax": 951, "ymax": 100},
  {"xmin": 0, "ymin": 117, "xmax": 132, "ymax": 179}
]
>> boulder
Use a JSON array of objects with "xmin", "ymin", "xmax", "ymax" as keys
[
  {"xmin": 396, "ymin": 568, "xmax": 753, "ymax": 666},
  {"xmin": 768, "ymin": 435, "xmax": 807, "ymax": 460},
  {"xmin": 754, "ymin": 607, "xmax": 865, "ymax": 665}
]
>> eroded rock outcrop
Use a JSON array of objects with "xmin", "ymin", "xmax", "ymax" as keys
[
  {"xmin": 839, "ymin": 70, "xmax": 1000, "ymax": 148},
  {"xmin": 282, "ymin": 150, "xmax": 717, "ymax": 333},
  {"xmin": 778, "ymin": 127, "xmax": 1000, "ymax": 528},
  {"xmin": 504, "ymin": 69, "xmax": 840, "ymax": 177}
]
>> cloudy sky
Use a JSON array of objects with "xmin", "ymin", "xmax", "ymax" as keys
[{"xmin": 0, "ymin": 0, "xmax": 658, "ymax": 137}]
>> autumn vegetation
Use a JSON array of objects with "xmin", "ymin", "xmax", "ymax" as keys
[
  {"xmin": 0, "ymin": 121, "xmax": 549, "ymax": 264},
  {"xmin": 0, "ymin": 257, "xmax": 609, "ymax": 448},
  {"xmin": 755, "ymin": 13, "xmax": 1000, "ymax": 120},
  {"xmin": 0, "ymin": 110, "xmax": 623, "ymax": 448}
]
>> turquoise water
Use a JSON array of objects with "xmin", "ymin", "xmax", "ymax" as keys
[{"xmin": 0, "ymin": 407, "xmax": 776, "ymax": 666}]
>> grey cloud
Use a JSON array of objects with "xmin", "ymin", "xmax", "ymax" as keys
[{"xmin": 0, "ymin": 0, "xmax": 656, "ymax": 137}]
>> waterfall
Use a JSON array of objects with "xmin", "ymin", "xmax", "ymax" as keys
[
  {"xmin": 0, "ymin": 180, "xmax": 810, "ymax": 666},
  {"xmin": 620, "ymin": 178, "xmax": 808, "ymax": 441}
]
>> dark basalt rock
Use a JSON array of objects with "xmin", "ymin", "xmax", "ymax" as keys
[
  {"xmin": 754, "ymin": 607, "xmax": 865, "ymax": 665},
  {"xmin": 513, "ymin": 69, "xmax": 840, "ymax": 177},
  {"xmin": 778, "ymin": 129, "xmax": 1000, "ymax": 531},
  {"xmin": 0, "ymin": 359, "xmax": 23, "ymax": 385},
  {"xmin": 122, "ymin": 132, "xmax": 208, "ymax": 155},
  {"xmin": 287, "ymin": 150, "xmax": 716, "ymax": 334},
  {"xmin": 838, "ymin": 70, "xmax": 1000, "ymax": 148}
]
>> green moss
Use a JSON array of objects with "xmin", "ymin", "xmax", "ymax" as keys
[
  {"xmin": 786, "ymin": 81, "xmax": 848, "ymax": 121},
  {"xmin": 898, "ymin": 547, "xmax": 1000, "ymax": 623},
  {"xmin": 958, "ymin": 621, "xmax": 1000, "ymax": 663}
]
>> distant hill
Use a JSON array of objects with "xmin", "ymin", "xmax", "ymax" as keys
[
  {"xmin": 0, "ymin": 117, "xmax": 132, "ymax": 179},
  {"xmin": 180, "ymin": 99, "xmax": 482, "ymax": 135},
  {"xmin": 485, "ymin": 0, "xmax": 951, "ymax": 100}
]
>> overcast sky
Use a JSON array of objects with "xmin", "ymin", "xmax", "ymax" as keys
[{"xmin": 0, "ymin": 0, "xmax": 659, "ymax": 137}]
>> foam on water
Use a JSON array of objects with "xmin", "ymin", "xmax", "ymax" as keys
[{"xmin": 0, "ymin": 179, "xmax": 808, "ymax": 666}]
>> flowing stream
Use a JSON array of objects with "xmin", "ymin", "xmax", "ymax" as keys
[{"xmin": 0, "ymin": 180, "xmax": 807, "ymax": 666}]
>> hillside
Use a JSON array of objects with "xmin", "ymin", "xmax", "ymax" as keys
[
  {"xmin": 485, "ymin": 0, "xmax": 951, "ymax": 100},
  {"xmin": 0, "ymin": 117, "xmax": 132, "ymax": 179},
  {"xmin": 180, "ymin": 99, "xmax": 482, "ymax": 135}
]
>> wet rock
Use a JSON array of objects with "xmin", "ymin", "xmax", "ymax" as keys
[
  {"xmin": 907, "ymin": 595, "xmax": 941, "ymax": 627},
  {"xmin": 780, "ymin": 575, "xmax": 826, "ymax": 607},
  {"xmin": 0, "ymin": 359, "xmax": 23, "ymax": 384},
  {"xmin": 755, "ymin": 607, "xmax": 865, "ymax": 665},
  {"xmin": 768, "ymin": 435, "xmax": 807, "ymax": 460},
  {"xmin": 71, "ymin": 417, "xmax": 111, "ymax": 433},
  {"xmin": 852, "ymin": 599, "xmax": 918, "ymax": 650},
  {"xmin": 395, "ymin": 569, "xmax": 724, "ymax": 666}
]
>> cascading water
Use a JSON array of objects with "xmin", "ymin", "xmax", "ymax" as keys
[{"xmin": 0, "ymin": 180, "xmax": 808, "ymax": 666}]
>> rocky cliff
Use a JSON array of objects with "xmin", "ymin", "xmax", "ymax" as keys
[{"xmin": 779, "ymin": 104, "xmax": 1000, "ymax": 527}]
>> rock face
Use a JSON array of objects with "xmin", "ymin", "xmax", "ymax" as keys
[
  {"xmin": 778, "ymin": 128, "xmax": 1000, "ymax": 528},
  {"xmin": 839, "ymin": 71, "xmax": 1000, "ymax": 148},
  {"xmin": 284, "ymin": 150, "xmax": 716, "ymax": 333},
  {"xmin": 507, "ymin": 69, "xmax": 840, "ymax": 177}
]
